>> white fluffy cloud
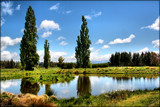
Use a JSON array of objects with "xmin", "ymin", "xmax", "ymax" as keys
[
  {"xmin": 38, "ymin": 49, "xmax": 112, "ymax": 62},
  {"xmin": 49, "ymin": 3, "xmax": 60, "ymax": 10},
  {"xmin": 38, "ymin": 50, "xmax": 68, "ymax": 62},
  {"xmin": 1, "ymin": 1, "xmax": 13, "ymax": 15},
  {"xmin": 102, "ymin": 45, "xmax": 110, "ymax": 49},
  {"xmin": 89, "ymin": 47, "xmax": 94, "ymax": 51},
  {"xmin": 64, "ymin": 53, "xmax": 76, "ymax": 62},
  {"xmin": 16, "ymin": 4, "xmax": 21, "ymax": 10},
  {"xmin": 39, "ymin": 20, "xmax": 60, "ymax": 31},
  {"xmin": 41, "ymin": 31, "xmax": 52, "ymax": 38},
  {"xmin": 59, "ymin": 41, "xmax": 68, "ymax": 46},
  {"xmin": 95, "ymin": 39, "xmax": 104, "ymax": 44},
  {"xmin": 138, "ymin": 47, "xmax": 149, "ymax": 53},
  {"xmin": 1, "ymin": 51, "xmax": 19, "ymax": 61},
  {"xmin": 141, "ymin": 16, "xmax": 159, "ymax": 31},
  {"xmin": 90, "ymin": 50, "xmax": 111, "ymax": 62},
  {"xmin": 84, "ymin": 15, "xmax": 92, "ymax": 20},
  {"xmin": 57, "ymin": 36, "xmax": 65, "ymax": 40},
  {"xmin": 109, "ymin": 34, "xmax": 135, "ymax": 45},
  {"xmin": 85, "ymin": 11, "xmax": 102, "ymax": 20},
  {"xmin": 152, "ymin": 39, "xmax": 159, "ymax": 48},
  {"xmin": 1, "ymin": 36, "xmax": 22, "ymax": 51}
]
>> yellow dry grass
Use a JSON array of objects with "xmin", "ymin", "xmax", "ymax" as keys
[{"xmin": 1, "ymin": 92, "xmax": 57, "ymax": 107}]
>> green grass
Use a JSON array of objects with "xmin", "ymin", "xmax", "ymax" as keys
[
  {"xmin": 55, "ymin": 88, "xmax": 160, "ymax": 106},
  {"xmin": 1, "ymin": 66, "xmax": 159, "ymax": 81},
  {"xmin": 1, "ymin": 66, "xmax": 159, "ymax": 74},
  {"xmin": 24, "ymin": 73, "xmax": 75, "ymax": 84},
  {"xmin": 1, "ymin": 88, "xmax": 159, "ymax": 106}
]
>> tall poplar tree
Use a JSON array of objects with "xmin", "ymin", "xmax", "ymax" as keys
[
  {"xmin": 75, "ymin": 16, "xmax": 91, "ymax": 68},
  {"xmin": 44, "ymin": 40, "xmax": 50, "ymax": 69},
  {"xmin": 20, "ymin": 6, "xmax": 39, "ymax": 70}
]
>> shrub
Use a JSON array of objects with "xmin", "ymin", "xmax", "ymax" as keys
[
  {"xmin": 88, "ymin": 61, "xmax": 92, "ymax": 68},
  {"xmin": 50, "ymin": 62, "xmax": 58, "ymax": 67},
  {"xmin": 74, "ymin": 71, "xmax": 79, "ymax": 74},
  {"xmin": 61, "ymin": 63, "xmax": 76, "ymax": 69},
  {"xmin": 92, "ymin": 63, "xmax": 109, "ymax": 68}
]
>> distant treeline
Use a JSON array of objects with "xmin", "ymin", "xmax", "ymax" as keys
[
  {"xmin": 110, "ymin": 52, "xmax": 159, "ymax": 66},
  {"xmin": 1, "ymin": 51, "xmax": 159, "ymax": 69},
  {"xmin": 0, "ymin": 59, "xmax": 20, "ymax": 69},
  {"xmin": 0, "ymin": 60, "xmax": 110, "ymax": 69},
  {"xmin": 40, "ymin": 62, "xmax": 110, "ymax": 69}
]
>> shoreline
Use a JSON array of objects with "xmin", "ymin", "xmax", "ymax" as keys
[{"xmin": 1, "ymin": 88, "xmax": 159, "ymax": 106}]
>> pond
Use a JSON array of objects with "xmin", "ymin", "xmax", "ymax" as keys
[{"xmin": 1, "ymin": 74, "xmax": 159, "ymax": 99}]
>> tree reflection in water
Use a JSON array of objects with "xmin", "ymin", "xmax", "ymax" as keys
[
  {"xmin": 45, "ymin": 84, "xmax": 56, "ymax": 96},
  {"xmin": 20, "ymin": 77, "xmax": 40, "ymax": 95},
  {"xmin": 77, "ymin": 75, "xmax": 91, "ymax": 97}
]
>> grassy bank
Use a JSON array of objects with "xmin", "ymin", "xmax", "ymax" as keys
[
  {"xmin": 1, "ymin": 66, "xmax": 159, "ymax": 81},
  {"xmin": 1, "ymin": 88, "xmax": 159, "ymax": 107},
  {"xmin": 56, "ymin": 88, "xmax": 160, "ymax": 106},
  {"xmin": 1, "ymin": 66, "xmax": 159, "ymax": 74}
]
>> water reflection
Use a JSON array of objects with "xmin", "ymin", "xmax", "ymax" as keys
[
  {"xmin": 45, "ymin": 84, "xmax": 51, "ymax": 94},
  {"xmin": 20, "ymin": 77, "xmax": 40, "ymax": 95},
  {"xmin": 1, "ymin": 75, "xmax": 159, "ymax": 99},
  {"xmin": 77, "ymin": 75, "xmax": 91, "ymax": 96}
]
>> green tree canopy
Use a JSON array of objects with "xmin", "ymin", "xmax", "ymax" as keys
[
  {"xmin": 75, "ymin": 16, "xmax": 91, "ymax": 68},
  {"xmin": 58, "ymin": 56, "xmax": 64, "ymax": 68},
  {"xmin": 44, "ymin": 40, "xmax": 50, "ymax": 69},
  {"xmin": 20, "ymin": 6, "xmax": 39, "ymax": 70}
]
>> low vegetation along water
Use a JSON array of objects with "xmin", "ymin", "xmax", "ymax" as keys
[{"xmin": 1, "ymin": 74, "xmax": 159, "ymax": 99}]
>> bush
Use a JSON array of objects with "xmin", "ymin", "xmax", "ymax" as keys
[
  {"xmin": 50, "ymin": 62, "xmax": 58, "ymax": 67},
  {"xmin": 61, "ymin": 63, "xmax": 77, "ymax": 69},
  {"xmin": 88, "ymin": 61, "xmax": 92, "ymax": 68},
  {"xmin": 92, "ymin": 63, "xmax": 109, "ymax": 68}
]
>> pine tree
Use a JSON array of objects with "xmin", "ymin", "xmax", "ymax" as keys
[
  {"xmin": 44, "ymin": 40, "xmax": 50, "ymax": 69},
  {"xmin": 132, "ymin": 53, "xmax": 141, "ymax": 66},
  {"xmin": 114, "ymin": 52, "xmax": 121, "ymax": 66},
  {"xmin": 10, "ymin": 59, "xmax": 15, "ymax": 68},
  {"xmin": 110, "ymin": 54, "xmax": 115, "ymax": 66},
  {"xmin": 75, "ymin": 16, "xmax": 91, "ymax": 68},
  {"xmin": 144, "ymin": 52, "xmax": 151, "ymax": 66},
  {"xmin": 20, "ymin": 6, "xmax": 39, "ymax": 70}
]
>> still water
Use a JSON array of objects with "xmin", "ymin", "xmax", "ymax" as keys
[{"xmin": 1, "ymin": 75, "xmax": 159, "ymax": 99}]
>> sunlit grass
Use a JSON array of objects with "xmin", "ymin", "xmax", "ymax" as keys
[{"xmin": 1, "ymin": 66, "xmax": 159, "ymax": 81}]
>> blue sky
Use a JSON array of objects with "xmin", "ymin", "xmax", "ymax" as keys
[{"xmin": 1, "ymin": 1, "xmax": 159, "ymax": 62}]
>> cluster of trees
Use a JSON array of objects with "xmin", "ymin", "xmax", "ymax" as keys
[
  {"xmin": 0, "ymin": 59, "xmax": 20, "ymax": 68},
  {"xmin": 92, "ymin": 63, "xmax": 110, "ymax": 68},
  {"xmin": 110, "ymin": 52, "xmax": 159, "ymax": 66},
  {"xmin": 19, "ymin": 6, "xmax": 92, "ymax": 70},
  {"xmin": 4, "ymin": 6, "xmax": 158, "ymax": 70}
]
